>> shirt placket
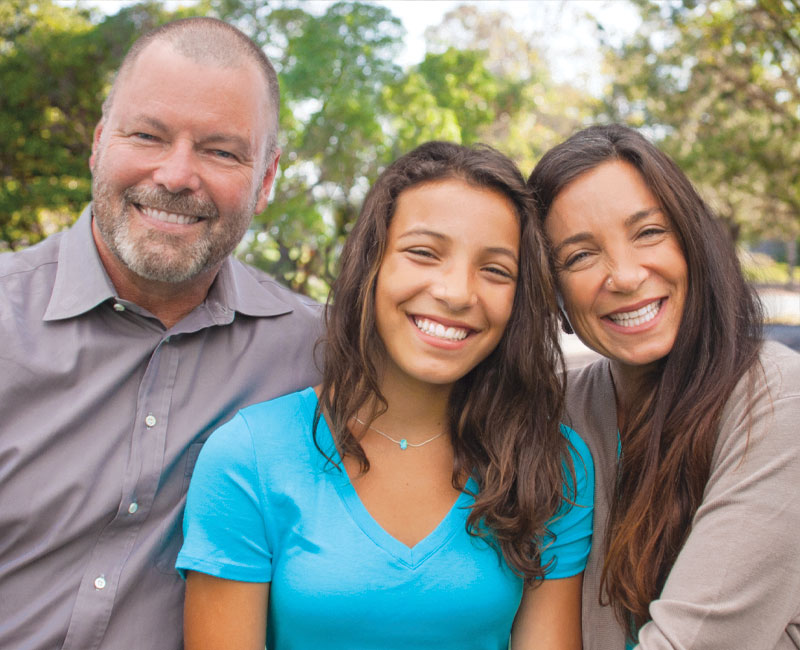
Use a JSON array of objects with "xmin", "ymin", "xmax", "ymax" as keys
[{"xmin": 62, "ymin": 335, "xmax": 179, "ymax": 650}]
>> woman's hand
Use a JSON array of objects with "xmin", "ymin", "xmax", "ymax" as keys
[
  {"xmin": 184, "ymin": 571, "xmax": 269, "ymax": 650},
  {"xmin": 511, "ymin": 574, "xmax": 583, "ymax": 650}
]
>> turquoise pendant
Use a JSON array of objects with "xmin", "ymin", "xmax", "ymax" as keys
[{"xmin": 399, "ymin": 439, "xmax": 408, "ymax": 450}]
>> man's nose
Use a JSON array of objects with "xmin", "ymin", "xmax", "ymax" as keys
[{"xmin": 151, "ymin": 142, "xmax": 202, "ymax": 194}]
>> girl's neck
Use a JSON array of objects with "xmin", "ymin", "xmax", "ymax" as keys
[{"xmin": 367, "ymin": 368, "xmax": 452, "ymax": 444}]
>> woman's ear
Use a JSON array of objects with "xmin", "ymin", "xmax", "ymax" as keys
[{"xmin": 556, "ymin": 293, "xmax": 574, "ymax": 335}]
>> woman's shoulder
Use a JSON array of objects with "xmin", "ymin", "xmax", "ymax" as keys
[
  {"xmin": 563, "ymin": 359, "xmax": 617, "ymax": 455},
  {"xmin": 715, "ymin": 341, "xmax": 800, "ymax": 456},
  {"xmin": 756, "ymin": 340, "xmax": 800, "ymax": 398}
]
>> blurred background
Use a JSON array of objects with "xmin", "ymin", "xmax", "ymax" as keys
[{"xmin": 2, "ymin": 0, "xmax": 798, "ymax": 357}]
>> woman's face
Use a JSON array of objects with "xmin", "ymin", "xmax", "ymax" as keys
[
  {"xmin": 545, "ymin": 160, "xmax": 688, "ymax": 372},
  {"xmin": 374, "ymin": 178, "xmax": 519, "ymax": 391}
]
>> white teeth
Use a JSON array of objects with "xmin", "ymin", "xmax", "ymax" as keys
[
  {"xmin": 608, "ymin": 300, "xmax": 662, "ymax": 327},
  {"xmin": 414, "ymin": 317, "xmax": 469, "ymax": 341},
  {"xmin": 140, "ymin": 206, "xmax": 200, "ymax": 225}
]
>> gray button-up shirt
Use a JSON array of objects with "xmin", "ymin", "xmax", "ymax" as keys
[{"xmin": 0, "ymin": 205, "xmax": 323, "ymax": 650}]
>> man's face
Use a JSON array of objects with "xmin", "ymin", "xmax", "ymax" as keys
[{"xmin": 90, "ymin": 40, "xmax": 278, "ymax": 284}]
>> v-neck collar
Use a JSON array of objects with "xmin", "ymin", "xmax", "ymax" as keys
[{"xmin": 299, "ymin": 388, "xmax": 476, "ymax": 569}]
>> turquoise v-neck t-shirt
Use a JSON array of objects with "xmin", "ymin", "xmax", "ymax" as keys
[{"xmin": 177, "ymin": 388, "xmax": 594, "ymax": 649}]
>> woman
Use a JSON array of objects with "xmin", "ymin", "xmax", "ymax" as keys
[
  {"xmin": 528, "ymin": 124, "xmax": 800, "ymax": 649},
  {"xmin": 176, "ymin": 141, "xmax": 594, "ymax": 649}
]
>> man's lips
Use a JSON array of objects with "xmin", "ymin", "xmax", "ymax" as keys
[{"xmin": 137, "ymin": 205, "xmax": 200, "ymax": 225}]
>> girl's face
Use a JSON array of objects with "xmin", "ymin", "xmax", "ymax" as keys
[
  {"xmin": 374, "ymin": 178, "xmax": 520, "ymax": 392},
  {"xmin": 545, "ymin": 160, "xmax": 688, "ymax": 373}
]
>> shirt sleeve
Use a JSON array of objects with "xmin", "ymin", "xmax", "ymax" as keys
[
  {"xmin": 541, "ymin": 424, "xmax": 595, "ymax": 579},
  {"xmin": 176, "ymin": 411, "xmax": 272, "ymax": 583},
  {"xmin": 635, "ymin": 366, "xmax": 800, "ymax": 649}
]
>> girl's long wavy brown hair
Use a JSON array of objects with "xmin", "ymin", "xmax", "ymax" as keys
[
  {"xmin": 528, "ymin": 124, "xmax": 763, "ymax": 634},
  {"xmin": 316, "ymin": 141, "xmax": 572, "ymax": 582}
]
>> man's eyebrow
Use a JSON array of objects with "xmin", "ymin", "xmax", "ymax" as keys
[{"xmin": 132, "ymin": 115, "xmax": 169, "ymax": 132}]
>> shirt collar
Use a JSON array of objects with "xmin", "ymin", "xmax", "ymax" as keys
[
  {"xmin": 44, "ymin": 205, "xmax": 117, "ymax": 321},
  {"xmin": 44, "ymin": 203, "xmax": 294, "ymax": 322}
]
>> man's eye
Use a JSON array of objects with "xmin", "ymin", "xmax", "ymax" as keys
[
  {"xmin": 133, "ymin": 132, "xmax": 157, "ymax": 141},
  {"xmin": 212, "ymin": 150, "xmax": 236, "ymax": 160}
]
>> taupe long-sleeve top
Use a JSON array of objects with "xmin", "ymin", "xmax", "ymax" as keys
[{"xmin": 566, "ymin": 341, "xmax": 800, "ymax": 649}]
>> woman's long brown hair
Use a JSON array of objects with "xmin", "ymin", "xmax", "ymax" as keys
[
  {"xmin": 528, "ymin": 124, "xmax": 763, "ymax": 633},
  {"xmin": 316, "ymin": 141, "xmax": 572, "ymax": 582}
]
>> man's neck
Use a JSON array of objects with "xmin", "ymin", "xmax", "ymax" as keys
[{"xmin": 91, "ymin": 218, "xmax": 220, "ymax": 329}]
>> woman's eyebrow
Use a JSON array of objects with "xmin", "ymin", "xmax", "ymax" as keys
[
  {"xmin": 624, "ymin": 207, "xmax": 663, "ymax": 227},
  {"xmin": 552, "ymin": 231, "xmax": 593, "ymax": 258}
]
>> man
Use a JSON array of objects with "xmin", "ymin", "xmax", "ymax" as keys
[{"xmin": 0, "ymin": 17, "xmax": 322, "ymax": 649}]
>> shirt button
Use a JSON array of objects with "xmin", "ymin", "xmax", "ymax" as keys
[
  {"xmin": 113, "ymin": 303, "xmax": 125, "ymax": 312},
  {"xmin": 94, "ymin": 576, "xmax": 107, "ymax": 590},
  {"xmin": 128, "ymin": 502, "xmax": 139, "ymax": 514},
  {"xmin": 144, "ymin": 414, "xmax": 157, "ymax": 428}
]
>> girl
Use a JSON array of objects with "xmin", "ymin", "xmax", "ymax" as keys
[{"xmin": 178, "ymin": 141, "xmax": 593, "ymax": 649}]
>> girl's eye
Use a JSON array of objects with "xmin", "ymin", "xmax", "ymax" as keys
[
  {"xmin": 408, "ymin": 248, "xmax": 436, "ymax": 259},
  {"xmin": 484, "ymin": 266, "xmax": 514, "ymax": 280}
]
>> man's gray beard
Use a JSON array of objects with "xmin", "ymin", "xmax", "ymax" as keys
[{"xmin": 91, "ymin": 178, "xmax": 255, "ymax": 284}]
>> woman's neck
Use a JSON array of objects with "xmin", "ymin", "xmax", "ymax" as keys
[{"xmin": 609, "ymin": 359, "xmax": 661, "ymax": 432}]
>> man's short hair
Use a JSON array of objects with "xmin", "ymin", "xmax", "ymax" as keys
[{"xmin": 103, "ymin": 17, "xmax": 280, "ymax": 156}]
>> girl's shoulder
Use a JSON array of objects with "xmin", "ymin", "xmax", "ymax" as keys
[{"xmin": 201, "ymin": 387, "xmax": 320, "ymax": 469}]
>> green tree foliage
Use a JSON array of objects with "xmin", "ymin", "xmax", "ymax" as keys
[
  {"xmin": 1, "ymin": 0, "xmax": 596, "ymax": 298},
  {"xmin": 0, "ymin": 0, "xmax": 195, "ymax": 251},
  {"xmin": 603, "ymin": 0, "xmax": 800, "ymax": 252},
  {"xmin": 422, "ymin": 5, "xmax": 599, "ymax": 173}
]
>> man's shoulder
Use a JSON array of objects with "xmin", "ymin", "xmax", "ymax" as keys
[
  {"xmin": 0, "ymin": 232, "xmax": 64, "ymax": 282},
  {"xmin": 228, "ymin": 257, "xmax": 323, "ymax": 317}
]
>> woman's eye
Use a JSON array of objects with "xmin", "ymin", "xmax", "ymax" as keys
[
  {"xmin": 562, "ymin": 251, "xmax": 591, "ymax": 269},
  {"xmin": 637, "ymin": 226, "xmax": 668, "ymax": 241}
]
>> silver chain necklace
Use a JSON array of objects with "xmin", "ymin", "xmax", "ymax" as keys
[{"xmin": 354, "ymin": 417, "xmax": 445, "ymax": 451}]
